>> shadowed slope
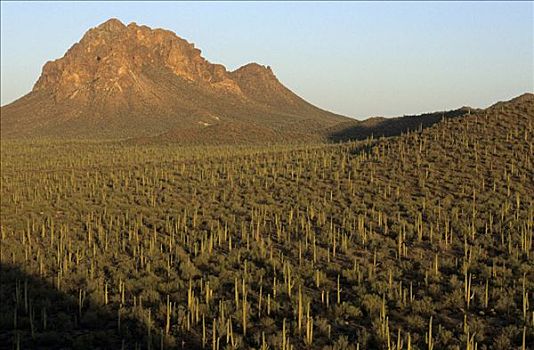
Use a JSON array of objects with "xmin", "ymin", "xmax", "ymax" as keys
[
  {"xmin": 0, "ymin": 263, "xmax": 202, "ymax": 349},
  {"xmin": 328, "ymin": 107, "xmax": 474, "ymax": 142}
]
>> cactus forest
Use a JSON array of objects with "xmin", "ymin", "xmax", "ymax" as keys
[{"xmin": 1, "ymin": 95, "xmax": 533, "ymax": 350}]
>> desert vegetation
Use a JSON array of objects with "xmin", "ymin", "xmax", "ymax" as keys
[{"xmin": 1, "ymin": 94, "xmax": 533, "ymax": 349}]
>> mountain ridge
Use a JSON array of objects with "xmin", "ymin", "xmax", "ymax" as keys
[
  {"xmin": 1, "ymin": 19, "xmax": 531, "ymax": 144},
  {"xmin": 0, "ymin": 18, "xmax": 352, "ymax": 141}
]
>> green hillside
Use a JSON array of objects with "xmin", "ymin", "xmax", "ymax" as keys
[{"xmin": 1, "ymin": 93, "xmax": 532, "ymax": 349}]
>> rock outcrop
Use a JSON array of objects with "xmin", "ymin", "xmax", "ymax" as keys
[{"xmin": 1, "ymin": 18, "xmax": 352, "ymax": 142}]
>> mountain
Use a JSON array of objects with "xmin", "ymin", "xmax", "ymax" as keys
[
  {"xmin": 0, "ymin": 19, "xmax": 354, "ymax": 142},
  {"xmin": 2, "ymin": 18, "xmax": 521, "ymax": 144}
]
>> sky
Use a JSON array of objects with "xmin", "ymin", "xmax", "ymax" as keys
[{"xmin": 1, "ymin": 1, "xmax": 532, "ymax": 119}]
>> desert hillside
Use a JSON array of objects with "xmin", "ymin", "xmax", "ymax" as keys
[{"xmin": 1, "ymin": 93, "xmax": 532, "ymax": 349}]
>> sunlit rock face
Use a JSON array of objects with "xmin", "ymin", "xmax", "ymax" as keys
[
  {"xmin": 33, "ymin": 18, "xmax": 243, "ymax": 99},
  {"xmin": 1, "ymin": 18, "xmax": 350, "ymax": 140}
]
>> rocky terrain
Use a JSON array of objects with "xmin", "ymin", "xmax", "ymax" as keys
[
  {"xmin": 1, "ymin": 19, "xmax": 476, "ymax": 144},
  {"xmin": 0, "ymin": 19, "xmax": 352, "ymax": 141}
]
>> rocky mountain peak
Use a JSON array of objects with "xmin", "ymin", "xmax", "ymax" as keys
[
  {"xmin": 99, "ymin": 18, "xmax": 127, "ymax": 31},
  {"xmin": 33, "ymin": 19, "xmax": 240, "ymax": 99},
  {"xmin": 1, "ymin": 19, "xmax": 350, "ymax": 141}
]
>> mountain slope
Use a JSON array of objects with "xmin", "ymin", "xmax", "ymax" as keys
[
  {"xmin": 0, "ymin": 19, "xmax": 352, "ymax": 141},
  {"xmin": 1, "ymin": 94, "xmax": 532, "ymax": 349},
  {"xmin": 327, "ymin": 106, "xmax": 475, "ymax": 142}
]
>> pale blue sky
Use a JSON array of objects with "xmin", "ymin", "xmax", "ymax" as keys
[{"xmin": 1, "ymin": 1, "xmax": 532, "ymax": 118}]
